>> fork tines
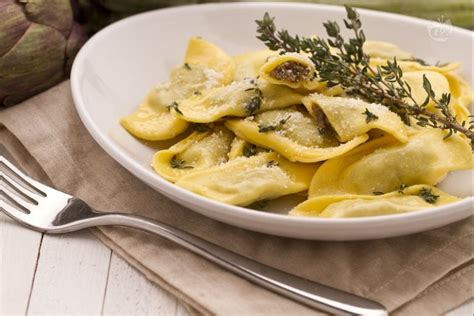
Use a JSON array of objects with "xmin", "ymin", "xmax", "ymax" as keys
[{"xmin": 0, "ymin": 156, "xmax": 46, "ymax": 215}]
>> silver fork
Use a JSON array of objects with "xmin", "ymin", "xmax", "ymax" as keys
[{"xmin": 0, "ymin": 155, "xmax": 387, "ymax": 316}]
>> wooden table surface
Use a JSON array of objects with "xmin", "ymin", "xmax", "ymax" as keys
[{"xmin": 1, "ymin": 212, "xmax": 472, "ymax": 315}]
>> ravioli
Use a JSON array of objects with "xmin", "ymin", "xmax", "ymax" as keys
[
  {"xmin": 402, "ymin": 70, "xmax": 472, "ymax": 124},
  {"xmin": 120, "ymin": 37, "xmax": 234, "ymax": 140},
  {"xmin": 120, "ymin": 86, "xmax": 189, "ymax": 140},
  {"xmin": 444, "ymin": 73, "xmax": 473, "ymax": 123},
  {"xmin": 259, "ymin": 53, "xmax": 323, "ymax": 90},
  {"xmin": 225, "ymin": 106, "xmax": 368, "ymax": 163},
  {"xmin": 291, "ymin": 185, "xmax": 459, "ymax": 218},
  {"xmin": 228, "ymin": 137, "xmax": 248, "ymax": 160},
  {"xmin": 233, "ymin": 50, "xmax": 278, "ymax": 81},
  {"xmin": 259, "ymin": 52, "xmax": 345, "ymax": 95},
  {"xmin": 402, "ymin": 71, "xmax": 450, "ymax": 109},
  {"xmin": 184, "ymin": 37, "xmax": 235, "ymax": 84},
  {"xmin": 303, "ymin": 93, "xmax": 408, "ymax": 143},
  {"xmin": 176, "ymin": 152, "xmax": 319, "ymax": 206},
  {"xmin": 172, "ymin": 78, "xmax": 303, "ymax": 123},
  {"xmin": 369, "ymin": 58, "xmax": 460, "ymax": 74},
  {"xmin": 152, "ymin": 125, "xmax": 234, "ymax": 182},
  {"xmin": 363, "ymin": 41, "xmax": 412, "ymax": 60},
  {"xmin": 402, "ymin": 70, "xmax": 472, "ymax": 125},
  {"xmin": 309, "ymin": 129, "xmax": 472, "ymax": 197}
]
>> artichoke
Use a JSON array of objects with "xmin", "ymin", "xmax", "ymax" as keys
[{"xmin": 0, "ymin": 0, "xmax": 87, "ymax": 106}]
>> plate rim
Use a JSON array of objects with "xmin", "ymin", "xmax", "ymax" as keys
[{"xmin": 70, "ymin": 2, "xmax": 473, "ymax": 238}]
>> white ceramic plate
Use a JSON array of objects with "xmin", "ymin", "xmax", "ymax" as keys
[{"xmin": 71, "ymin": 2, "xmax": 473, "ymax": 240}]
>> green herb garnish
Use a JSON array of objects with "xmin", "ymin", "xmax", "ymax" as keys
[
  {"xmin": 193, "ymin": 124, "xmax": 210, "ymax": 133},
  {"xmin": 184, "ymin": 63, "xmax": 192, "ymax": 70},
  {"xmin": 402, "ymin": 57, "xmax": 430, "ymax": 66},
  {"xmin": 170, "ymin": 155, "xmax": 193, "ymax": 169},
  {"xmin": 419, "ymin": 187, "xmax": 439, "ymax": 204},
  {"xmin": 243, "ymin": 144, "xmax": 258, "ymax": 157},
  {"xmin": 258, "ymin": 115, "xmax": 291, "ymax": 133},
  {"xmin": 397, "ymin": 183, "xmax": 408, "ymax": 193},
  {"xmin": 266, "ymin": 160, "xmax": 279, "ymax": 168},
  {"xmin": 244, "ymin": 96, "xmax": 262, "ymax": 115},
  {"xmin": 244, "ymin": 80, "xmax": 264, "ymax": 114},
  {"xmin": 168, "ymin": 101, "xmax": 183, "ymax": 115},
  {"xmin": 255, "ymin": 6, "xmax": 474, "ymax": 148},
  {"xmin": 250, "ymin": 200, "xmax": 269, "ymax": 209},
  {"xmin": 363, "ymin": 108, "xmax": 379, "ymax": 123}
]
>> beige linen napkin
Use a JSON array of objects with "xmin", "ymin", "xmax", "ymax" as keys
[{"xmin": 1, "ymin": 81, "xmax": 473, "ymax": 315}]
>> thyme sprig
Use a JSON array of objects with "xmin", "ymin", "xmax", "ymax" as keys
[{"xmin": 256, "ymin": 6, "xmax": 474, "ymax": 147}]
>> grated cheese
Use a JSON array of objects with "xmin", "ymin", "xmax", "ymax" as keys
[{"xmin": 203, "ymin": 68, "xmax": 224, "ymax": 89}]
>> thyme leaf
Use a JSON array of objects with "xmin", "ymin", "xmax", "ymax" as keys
[
  {"xmin": 250, "ymin": 199, "xmax": 269, "ymax": 209},
  {"xmin": 243, "ymin": 144, "xmax": 258, "ymax": 157},
  {"xmin": 397, "ymin": 183, "xmax": 408, "ymax": 193},
  {"xmin": 402, "ymin": 57, "xmax": 430, "ymax": 66},
  {"xmin": 266, "ymin": 160, "xmax": 279, "ymax": 168},
  {"xmin": 258, "ymin": 115, "xmax": 291, "ymax": 133},
  {"xmin": 193, "ymin": 124, "xmax": 210, "ymax": 133},
  {"xmin": 170, "ymin": 155, "xmax": 194, "ymax": 169},
  {"xmin": 418, "ymin": 187, "xmax": 439, "ymax": 204},
  {"xmin": 244, "ymin": 96, "xmax": 262, "ymax": 115},
  {"xmin": 168, "ymin": 101, "xmax": 183, "ymax": 115},
  {"xmin": 244, "ymin": 82, "xmax": 264, "ymax": 114},
  {"xmin": 363, "ymin": 108, "xmax": 379, "ymax": 123}
]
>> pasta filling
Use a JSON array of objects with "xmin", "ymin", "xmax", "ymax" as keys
[
  {"xmin": 259, "ymin": 53, "xmax": 319, "ymax": 90},
  {"xmin": 269, "ymin": 61, "xmax": 310, "ymax": 83}
]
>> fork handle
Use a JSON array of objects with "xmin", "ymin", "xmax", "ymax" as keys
[{"xmin": 91, "ymin": 213, "xmax": 386, "ymax": 315}]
